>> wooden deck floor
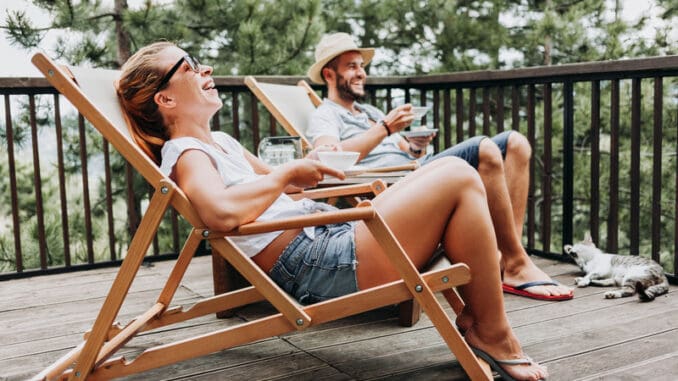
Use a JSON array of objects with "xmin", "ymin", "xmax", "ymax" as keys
[{"xmin": 2, "ymin": 255, "xmax": 677, "ymax": 381}]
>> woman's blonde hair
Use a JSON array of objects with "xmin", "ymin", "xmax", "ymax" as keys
[{"xmin": 116, "ymin": 41, "xmax": 176, "ymax": 164}]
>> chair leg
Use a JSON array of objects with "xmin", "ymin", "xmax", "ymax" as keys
[
  {"xmin": 398, "ymin": 299, "xmax": 421, "ymax": 327},
  {"xmin": 211, "ymin": 252, "xmax": 230, "ymax": 319},
  {"xmin": 212, "ymin": 252, "xmax": 249, "ymax": 319},
  {"xmin": 398, "ymin": 245, "xmax": 446, "ymax": 327}
]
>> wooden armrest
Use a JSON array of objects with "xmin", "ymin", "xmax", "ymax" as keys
[
  {"xmin": 288, "ymin": 180, "xmax": 386, "ymax": 200},
  {"xmin": 363, "ymin": 162, "xmax": 419, "ymax": 173},
  {"xmin": 223, "ymin": 204, "xmax": 376, "ymax": 236}
]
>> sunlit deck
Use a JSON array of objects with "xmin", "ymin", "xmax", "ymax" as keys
[{"xmin": 2, "ymin": 255, "xmax": 677, "ymax": 381}]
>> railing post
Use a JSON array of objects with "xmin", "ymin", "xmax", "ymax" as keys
[
  {"xmin": 4, "ymin": 94, "xmax": 23, "ymax": 272},
  {"xmin": 29, "ymin": 95, "xmax": 48, "ymax": 269},
  {"xmin": 652, "ymin": 77, "xmax": 663, "ymax": 263},
  {"xmin": 630, "ymin": 78, "xmax": 641, "ymax": 256},
  {"xmin": 607, "ymin": 80, "xmax": 620, "ymax": 253},
  {"xmin": 542, "ymin": 84, "xmax": 552, "ymax": 252},
  {"xmin": 590, "ymin": 81, "xmax": 601, "ymax": 244},
  {"xmin": 526, "ymin": 85, "xmax": 536, "ymax": 250},
  {"xmin": 78, "ymin": 114, "xmax": 95, "ymax": 263},
  {"xmin": 562, "ymin": 81, "xmax": 574, "ymax": 248}
]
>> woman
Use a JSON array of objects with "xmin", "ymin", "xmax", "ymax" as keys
[{"xmin": 116, "ymin": 42, "xmax": 547, "ymax": 381}]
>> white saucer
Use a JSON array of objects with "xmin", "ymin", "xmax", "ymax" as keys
[{"xmin": 401, "ymin": 128, "xmax": 438, "ymax": 138}]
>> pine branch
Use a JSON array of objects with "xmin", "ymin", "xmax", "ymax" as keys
[
  {"xmin": 284, "ymin": 13, "xmax": 314, "ymax": 62},
  {"xmin": 1, "ymin": 12, "xmax": 119, "ymax": 33}
]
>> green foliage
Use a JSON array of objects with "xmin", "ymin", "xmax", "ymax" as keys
[
  {"xmin": 433, "ymin": 0, "xmax": 508, "ymax": 71},
  {"xmin": 173, "ymin": 0, "xmax": 324, "ymax": 75},
  {"xmin": 0, "ymin": 157, "xmax": 68, "ymax": 271},
  {"xmin": 4, "ymin": 9, "xmax": 42, "ymax": 48},
  {"xmin": 3, "ymin": 0, "xmax": 675, "ymax": 72},
  {"xmin": 321, "ymin": 0, "xmax": 450, "ymax": 73}
]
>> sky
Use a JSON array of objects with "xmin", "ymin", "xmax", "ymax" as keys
[{"xmin": 0, "ymin": 0, "xmax": 674, "ymax": 77}]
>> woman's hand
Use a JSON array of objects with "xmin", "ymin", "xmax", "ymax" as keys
[
  {"xmin": 305, "ymin": 143, "xmax": 341, "ymax": 160},
  {"xmin": 279, "ymin": 158, "xmax": 346, "ymax": 189}
]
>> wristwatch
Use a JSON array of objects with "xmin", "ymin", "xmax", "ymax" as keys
[{"xmin": 409, "ymin": 144, "xmax": 423, "ymax": 155}]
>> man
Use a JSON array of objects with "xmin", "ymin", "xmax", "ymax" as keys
[{"xmin": 305, "ymin": 32, "xmax": 573, "ymax": 301}]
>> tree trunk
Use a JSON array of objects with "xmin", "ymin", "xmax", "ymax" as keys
[
  {"xmin": 114, "ymin": 0, "xmax": 131, "ymax": 68},
  {"xmin": 543, "ymin": 0, "xmax": 552, "ymax": 66}
]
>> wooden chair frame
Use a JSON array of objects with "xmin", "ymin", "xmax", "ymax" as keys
[
  {"xmin": 245, "ymin": 75, "xmax": 425, "ymax": 325},
  {"xmin": 31, "ymin": 53, "xmax": 491, "ymax": 380}
]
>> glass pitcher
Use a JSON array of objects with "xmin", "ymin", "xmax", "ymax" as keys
[{"xmin": 257, "ymin": 136, "xmax": 302, "ymax": 166}]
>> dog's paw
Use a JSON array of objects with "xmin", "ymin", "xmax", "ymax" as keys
[
  {"xmin": 604, "ymin": 290, "xmax": 623, "ymax": 298},
  {"xmin": 574, "ymin": 277, "xmax": 589, "ymax": 287}
]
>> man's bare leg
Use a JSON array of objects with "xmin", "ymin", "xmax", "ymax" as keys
[
  {"xmin": 477, "ymin": 135, "xmax": 572, "ymax": 299},
  {"xmin": 502, "ymin": 133, "xmax": 530, "ymax": 234}
]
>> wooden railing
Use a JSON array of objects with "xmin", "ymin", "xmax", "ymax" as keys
[{"xmin": 1, "ymin": 56, "xmax": 676, "ymax": 282}]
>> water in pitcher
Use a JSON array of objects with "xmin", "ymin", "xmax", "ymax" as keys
[{"xmin": 257, "ymin": 136, "xmax": 302, "ymax": 167}]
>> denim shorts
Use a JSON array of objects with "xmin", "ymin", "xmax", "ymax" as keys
[
  {"xmin": 268, "ymin": 222, "xmax": 358, "ymax": 305},
  {"xmin": 420, "ymin": 130, "xmax": 513, "ymax": 169}
]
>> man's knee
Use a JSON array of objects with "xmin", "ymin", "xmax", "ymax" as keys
[
  {"xmin": 507, "ymin": 132, "xmax": 532, "ymax": 162},
  {"xmin": 478, "ymin": 139, "xmax": 504, "ymax": 172}
]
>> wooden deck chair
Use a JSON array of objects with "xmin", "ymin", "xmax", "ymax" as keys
[
  {"xmin": 246, "ymin": 76, "xmax": 428, "ymax": 325},
  {"xmin": 31, "ymin": 52, "xmax": 490, "ymax": 381},
  {"xmin": 245, "ymin": 76, "xmax": 419, "ymax": 173}
]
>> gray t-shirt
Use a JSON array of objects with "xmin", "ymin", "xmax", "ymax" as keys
[{"xmin": 306, "ymin": 99, "xmax": 416, "ymax": 168}]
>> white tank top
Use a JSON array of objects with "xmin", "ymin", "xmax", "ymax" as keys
[{"xmin": 159, "ymin": 131, "xmax": 317, "ymax": 257}]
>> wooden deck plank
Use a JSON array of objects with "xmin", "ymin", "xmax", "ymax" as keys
[
  {"xmin": 118, "ymin": 339, "xmax": 303, "ymax": 381},
  {"xmin": 136, "ymin": 352, "xmax": 331, "ymax": 381},
  {"xmin": 309, "ymin": 329, "xmax": 457, "ymax": 380},
  {"xmin": 0, "ymin": 270, "xmax": 165, "ymax": 311},
  {"xmin": 1, "ymin": 255, "xmax": 676, "ymax": 381},
  {"xmin": 545, "ymin": 328, "xmax": 678, "ymax": 381},
  {"xmin": 266, "ymin": 366, "xmax": 355, "ymax": 381},
  {"xmin": 577, "ymin": 351, "xmax": 678, "ymax": 381},
  {"xmin": 515, "ymin": 291, "xmax": 677, "ymax": 342},
  {"xmin": 369, "ymin": 363, "xmax": 471, "ymax": 381},
  {"xmin": 0, "ymin": 290, "xmax": 205, "ymax": 345}
]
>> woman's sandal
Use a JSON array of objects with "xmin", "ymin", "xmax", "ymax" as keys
[{"xmin": 470, "ymin": 346, "xmax": 545, "ymax": 381}]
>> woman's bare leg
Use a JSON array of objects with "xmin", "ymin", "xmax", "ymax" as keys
[{"xmin": 354, "ymin": 157, "xmax": 547, "ymax": 381}]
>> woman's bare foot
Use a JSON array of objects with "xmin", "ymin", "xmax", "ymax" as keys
[
  {"xmin": 503, "ymin": 255, "xmax": 573, "ymax": 299},
  {"xmin": 464, "ymin": 323, "xmax": 548, "ymax": 381}
]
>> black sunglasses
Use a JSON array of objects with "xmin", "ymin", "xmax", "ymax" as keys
[{"xmin": 156, "ymin": 54, "xmax": 201, "ymax": 92}]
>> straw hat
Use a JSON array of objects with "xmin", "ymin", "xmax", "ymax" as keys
[{"xmin": 307, "ymin": 33, "xmax": 375, "ymax": 84}]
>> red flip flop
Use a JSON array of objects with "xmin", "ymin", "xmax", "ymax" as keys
[{"xmin": 502, "ymin": 280, "xmax": 573, "ymax": 301}]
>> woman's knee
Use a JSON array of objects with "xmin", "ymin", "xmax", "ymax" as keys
[
  {"xmin": 429, "ymin": 155, "xmax": 472, "ymax": 174},
  {"xmin": 433, "ymin": 156, "xmax": 485, "ymax": 194}
]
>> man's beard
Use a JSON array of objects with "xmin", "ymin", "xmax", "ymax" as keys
[{"xmin": 335, "ymin": 74, "xmax": 365, "ymax": 102}]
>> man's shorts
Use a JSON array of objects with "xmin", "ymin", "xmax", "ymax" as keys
[{"xmin": 420, "ymin": 130, "xmax": 513, "ymax": 169}]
